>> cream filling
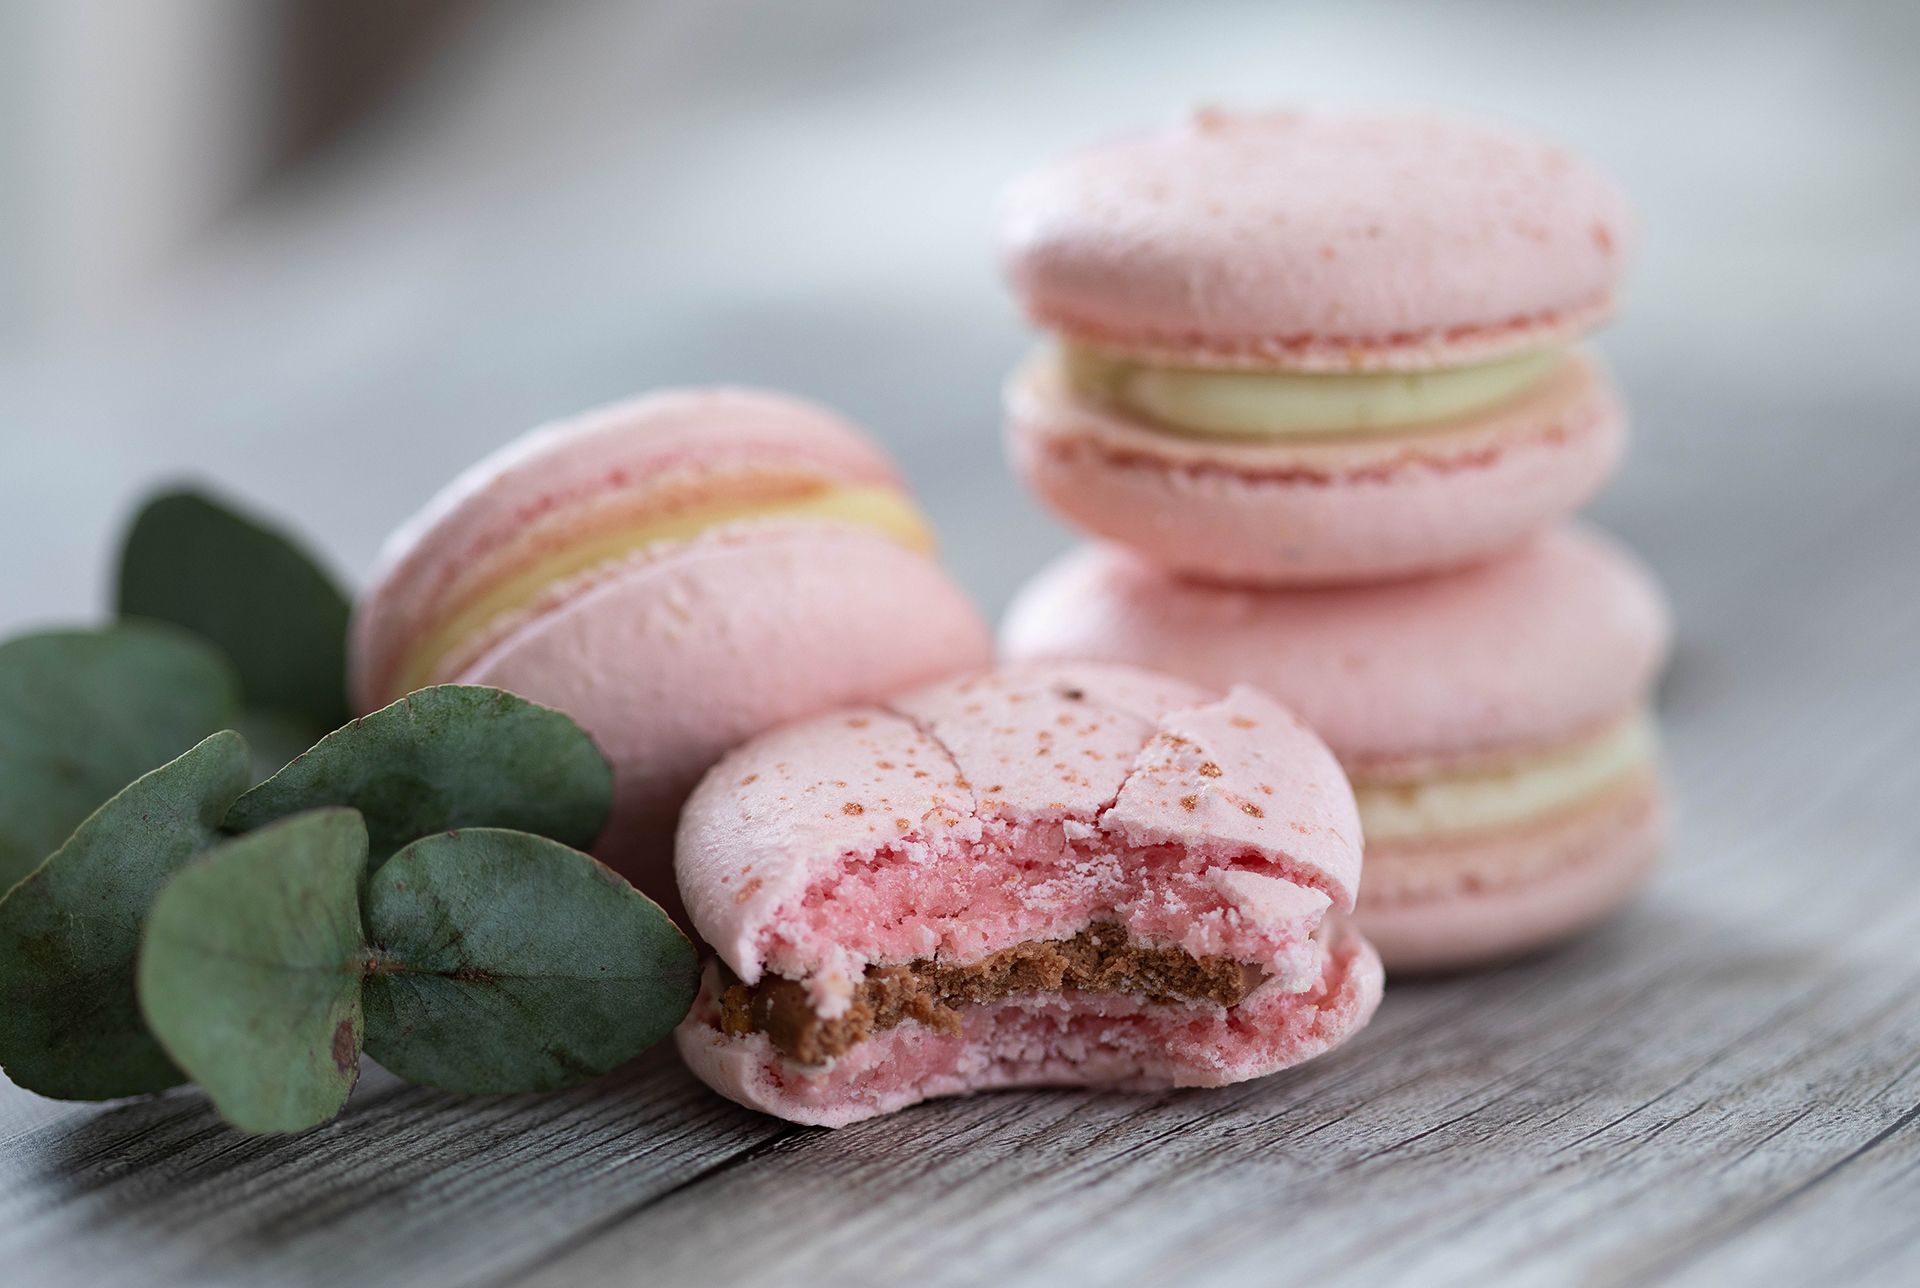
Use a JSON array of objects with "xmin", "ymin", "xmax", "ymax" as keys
[
  {"xmin": 391, "ymin": 484, "xmax": 933, "ymax": 700},
  {"xmin": 1062, "ymin": 343, "xmax": 1561, "ymax": 438},
  {"xmin": 1354, "ymin": 713, "xmax": 1656, "ymax": 845}
]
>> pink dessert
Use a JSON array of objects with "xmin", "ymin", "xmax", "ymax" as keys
[
  {"xmin": 349, "ymin": 388, "xmax": 991, "ymax": 910},
  {"xmin": 674, "ymin": 662, "xmax": 1382, "ymax": 1126},
  {"xmin": 995, "ymin": 108, "xmax": 1635, "ymax": 584},
  {"xmin": 1002, "ymin": 527, "xmax": 1672, "ymax": 970}
]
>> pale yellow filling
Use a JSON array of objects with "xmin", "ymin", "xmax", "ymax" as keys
[
  {"xmin": 1354, "ymin": 714, "xmax": 1656, "ymax": 845},
  {"xmin": 392, "ymin": 485, "xmax": 933, "ymax": 699},
  {"xmin": 1063, "ymin": 344, "xmax": 1560, "ymax": 438}
]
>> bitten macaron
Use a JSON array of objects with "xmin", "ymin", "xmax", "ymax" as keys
[
  {"xmin": 996, "ymin": 108, "xmax": 1634, "ymax": 584},
  {"xmin": 350, "ymin": 388, "xmax": 992, "ymax": 907},
  {"xmin": 1002, "ymin": 527, "xmax": 1670, "ymax": 970},
  {"xmin": 674, "ymin": 662, "xmax": 1382, "ymax": 1126}
]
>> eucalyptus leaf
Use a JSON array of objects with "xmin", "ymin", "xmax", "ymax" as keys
[
  {"xmin": 137, "ymin": 808, "xmax": 369, "ymax": 1133},
  {"xmin": 0, "ymin": 732, "xmax": 250, "ymax": 1099},
  {"xmin": 0, "ymin": 624, "xmax": 243, "ymax": 889},
  {"xmin": 224, "ymin": 686, "xmax": 613, "ymax": 865},
  {"xmin": 362, "ymin": 829, "xmax": 696, "ymax": 1094},
  {"xmin": 116, "ymin": 487, "xmax": 352, "ymax": 737}
]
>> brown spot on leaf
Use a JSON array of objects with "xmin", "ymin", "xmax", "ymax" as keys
[
  {"xmin": 1180, "ymin": 794, "xmax": 1198, "ymax": 812},
  {"xmin": 740, "ymin": 774, "xmax": 759, "ymax": 786},
  {"xmin": 843, "ymin": 802, "xmax": 865, "ymax": 815},
  {"xmin": 1242, "ymin": 802, "xmax": 1265, "ymax": 818},
  {"xmin": 847, "ymin": 717, "xmax": 870, "ymax": 728},
  {"xmin": 331, "ymin": 1020, "xmax": 356, "ymax": 1074},
  {"xmin": 1230, "ymin": 716, "xmax": 1257, "ymax": 729},
  {"xmin": 735, "ymin": 876, "xmax": 763, "ymax": 903},
  {"xmin": 1198, "ymin": 762, "xmax": 1222, "ymax": 778}
]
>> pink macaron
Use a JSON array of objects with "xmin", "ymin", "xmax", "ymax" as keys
[
  {"xmin": 350, "ymin": 388, "xmax": 992, "ymax": 909},
  {"xmin": 996, "ymin": 108, "xmax": 1634, "ymax": 584},
  {"xmin": 1002, "ymin": 526, "xmax": 1672, "ymax": 971},
  {"xmin": 673, "ymin": 662, "xmax": 1383, "ymax": 1126}
]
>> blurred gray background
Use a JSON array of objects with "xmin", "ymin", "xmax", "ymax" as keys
[{"xmin": 0, "ymin": 0, "xmax": 1915, "ymax": 630}]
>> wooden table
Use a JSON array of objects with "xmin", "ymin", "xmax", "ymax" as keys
[{"xmin": 3, "ymin": 3, "xmax": 1916, "ymax": 1283}]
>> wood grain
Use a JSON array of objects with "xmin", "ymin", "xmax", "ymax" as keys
[{"xmin": 3, "ymin": 2, "xmax": 1918, "ymax": 1284}]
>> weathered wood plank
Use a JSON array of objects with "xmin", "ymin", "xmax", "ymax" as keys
[{"xmin": 0, "ymin": 1053, "xmax": 787, "ymax": 1287}]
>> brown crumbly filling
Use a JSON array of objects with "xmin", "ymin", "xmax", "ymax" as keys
[{"xmin": 718, "ymin": 923, "xmax": 1263, "ymax": 1065}]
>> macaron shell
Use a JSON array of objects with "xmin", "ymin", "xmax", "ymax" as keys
[
  {"xmin": 997, "ymin": 109, "xmax": 1633, "ymax": 370},
  {"xmin": 351, "ymin": 386, "xmax": 910, "ymax": 710},
  {"xmin": 676, "ymin": 662, "xmax": 1363, "ymax": 984},
  {"xmin": 1002, "ymin": 525, "xmax": 1668, "ymax": 769},
  {"xmin": 891, "ymin": 665, "xmax": 1360, "ymax": 906},
  {"xmin": 1102, "ymin": 685, "xmax": 1360, "ymax": 910},
  {"xmin": 675, "ymin": 919, "xmax": 1382, "ymax": 1127},
  {"xmin": 1007, "ymin": 348, "xmax": 1624, "ymax": 586},
  {"xmin": 1355, "ymin": 775, "xmax": 1665, "ymax": 971},
  {"xmin": 675, "ymin": 700, "xmax": 979, "ymax": 981},
  {"xmin": 885, "ymin": 662, "xmax": 1206, "ymax": 825},
  {"xmin": 457, "ymin": 523, "xmax": 991, "ymax": 911}
]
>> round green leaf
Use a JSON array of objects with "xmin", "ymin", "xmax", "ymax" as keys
[
  {"xmin": 362, "ymin": 829, "xmax": 697, "ymax": 1094},
  {"xmin": 223, "ymin": 686, "xmax": 613, "ymax": 866},
  {"xmin": 0, "ymin": 624, "xmax": 243, "ymax": 889},
  {"xmin": 0, "ymin": 732, "xmax": 250, "ymax": 1099},
  {"xmin": 137, "ymin": 808, "xmax": 370, "ymax": 1133},
  {"xmin": 116, "ymin": 487, "xmax": 352, "ymax": 737}
]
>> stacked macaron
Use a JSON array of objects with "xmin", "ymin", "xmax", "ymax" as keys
[{"xmin": 997, "ymin": 108, "xmax": 1672, "ymax": 970}]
